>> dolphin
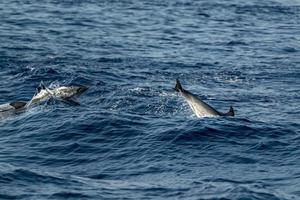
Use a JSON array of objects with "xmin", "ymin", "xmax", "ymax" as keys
[
  {"xmin": 26, "ymin": 83, "xmax": 88, "ymax": 107},
  {"xmin": 0, "ymin": 84, "xmax": 88, "ymax": 120},
  {"xmin": 175, "ymin": 79, "xmax": 234, "ymax": 118}
]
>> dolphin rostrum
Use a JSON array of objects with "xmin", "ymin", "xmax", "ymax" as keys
[{"xmin": 175, "ymin": 79, "xmax": 234, "ymax": 118}]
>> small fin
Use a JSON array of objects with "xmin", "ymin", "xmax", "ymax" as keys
[
  {"xmin": 175, "ymin": 79, "xmax": 184, "ymax": 92},
  {"xmin": 34, "ymin": 81, "xmax": 47, "ymax": 96},
  {"xmin": 40, "ymin": 81, "xmax": 46, "ymax": 90},
  {"xmin": 36, "ymin": 81, "xmax": 46, "ymax": 93},
  {"xmin": 225, "ymin": 106, "xmax": 234, "ymax": 116}
]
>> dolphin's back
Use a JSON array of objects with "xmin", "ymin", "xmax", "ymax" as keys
[
  {"xmin": 175, "ymin": 79, "xmax": 234, "ymax": 118},
  {"xmin": 10, "ymin": 101, "xmax": 27, "ymax": 109},
  {"xmin": 182, "ymin": 90, "xmax": 220, "ymax": 117},
  {"xmin": 0, "ymin": 101, "xmax": 26, "ymax": 112}
]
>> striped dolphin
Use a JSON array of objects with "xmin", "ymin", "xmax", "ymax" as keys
[
  {"xmin": 26, "ymin": 84, "xmax": 88, "ymax": 107},
  {"xmin": 175, "ymin": 79, "xmax": 234, "ymax": 118},
  {"xmin": 0, "ymin": 84, "xmax": 88, "ymax": 113}
]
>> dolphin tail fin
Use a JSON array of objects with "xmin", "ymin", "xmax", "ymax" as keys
[
  {"xmin": 224, "ymin": 106, "xmax": 234, "ymax": 116},
  {"xmin": 175, "ymin": 79, "xmax": 184, "ymax": 92}
]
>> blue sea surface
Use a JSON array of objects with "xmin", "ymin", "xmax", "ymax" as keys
[{"xmin": 0, "ymin": 0, "xmax": 300, "ymax": 199}]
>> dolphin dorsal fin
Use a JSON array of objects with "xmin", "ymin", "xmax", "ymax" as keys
[
  {"xmin": 40, "ymin": 81, "xmax": 46, "ymax": 90},
  {"xmin": 39, "ymin": 81, "xmax": 54, "ymax": 96},
  {"xmin": 225, "ymin": 106, "xmax": 234, "ymax": 116},
  {"xmin": 175, "ymin": 79, "xmax": 184, "ymax": 92},
  {"xmin": 37, "ymin": 82, "xmax": 46, "ymax": 93}
]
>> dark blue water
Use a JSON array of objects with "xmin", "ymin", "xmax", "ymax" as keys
[{"xmin": 0, "ymin": 0, "xmax": 300, "ymax": 199}]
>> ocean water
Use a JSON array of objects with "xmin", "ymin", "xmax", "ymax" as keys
[{"xmin": 0, "ymin": 0, "xmax": 299, "ymax": 199}]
